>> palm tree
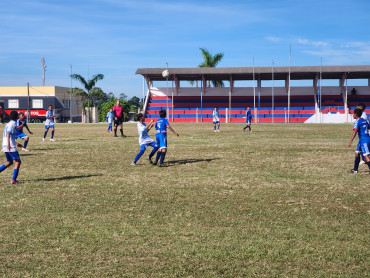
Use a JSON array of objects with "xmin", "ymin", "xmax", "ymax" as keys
[
  {"xmin": 199, "ymin": 48, "xmax": 224, "ymax": 87},
  {"xmin": 70, "ymin": 74, "xmax": 104, "ymax": 107},
  {"xmin": 68, "ymin": 88, "xmax": 86, "ymax": 107}
]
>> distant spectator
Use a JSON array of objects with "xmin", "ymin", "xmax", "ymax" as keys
[{"xmin": 351, "ymin": 88, "xmax": 357, "ymax": 96}]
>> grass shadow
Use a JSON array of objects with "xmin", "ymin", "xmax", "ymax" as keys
[
  {"xmin": 35, "ymin": 174, "xmax": 103, "ymax": 182},
  {"xmin": 166, "ymin": 158, "xmax": 219, "ymax": 167}
]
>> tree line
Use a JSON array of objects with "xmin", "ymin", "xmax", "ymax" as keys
[
  {"xmin": 68, "ymin": 47, "xmax": 224, "ymax": 122},
  {"xmin": 68, "ymin": 74, "xmax": 143, "ymax": 122}
]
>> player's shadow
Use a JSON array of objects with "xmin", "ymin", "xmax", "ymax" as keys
[
  {"xmin": 32, "ymin": 148, "xmax": 58, "ymax": 151},
  {"xmin": 60, "ymin": 139, "xmax": 88, "ymax": 142},
  {"xmin": 166, "ymin": 158, "xmax": 218, "ymax": 166},
  {"xmin": 19, "ymin": 153, "xmax": 34, "ymax": 156},
  {"xmin": 36, "ymin": 174, "xmax": 102, "ymax": 181}
]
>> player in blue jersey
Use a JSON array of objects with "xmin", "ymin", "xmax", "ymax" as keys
[
  {"xmin": 153, "ymin": 109, "xmax": 179, "ymax": 167},
  {"xmin": 0, "ymin": 110, "xmax": 22, "ymax": 184},
  {"xmin": 357, "ymin": 103, "xmax": 369, "ymax": 166},
  {"xmin": 243, "ymin": 106, "xmax": 253, "ymax": 132},
  {"xmin": 43, "ymin": 105, "xmax": 55, "ymax": 142},
  {"xmin": 348, "ymin": 108, "xmax": 370, "ymax": 173},
  {"xmin": 212, "ymin": 107, "xmax": 220, "ymax": 132},
  {"xmin": 106, "ymin": 108, "xmax": 114, "ymax": 133},
  {"xmin": 15, "ymin": 112, "xmax": 33, "ymax": 151},
  {"xmin": 131, "ymin": 113, "xmax": 159, "ymax": 166}
]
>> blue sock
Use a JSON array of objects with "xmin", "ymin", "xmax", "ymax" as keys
[
  {"xmin": 160, "ymin": 152, "xmax": 166, "ymax": 164},
  {"xmin": 23, "ymin": 140, "xmax": 28, "ymax": 148},
  {"xmin": 134, "ymin": 150, "xmax": 145, "ymax": 163},
  {"xmin": 43, "ymin": 131, "xmax": 48, "ymax": 138},
  {"xmin": 0, "ymin": 164, "xmax": 6, "ymax": 172},
  {"xmin": 214, "ymin": 125, "xmax": 216, "ymax": 130},
  {"xmin": 12, "ymin": 169, "xmax": 19, "ymax": 180},
  {"xmin": 51, "ymin": 131, "xmax": 54, "ymax": 139},
  {"xmin": 149, "ymin": 147, "xmax": 158, "ymax": 159},
  {"xmin": 154, "ymin": 152, "xmax": 161, "ymax": 163}
]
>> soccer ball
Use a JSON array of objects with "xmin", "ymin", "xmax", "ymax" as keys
[{"xmin": 162, "ymin": 70, "xmax": 170, "ymax": 78}]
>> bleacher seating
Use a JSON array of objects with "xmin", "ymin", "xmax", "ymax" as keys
[
  {"xmin": 348, "ymin": 95, "xmax": 370, "ymax": 113},
  {"xmin": 145, "ymin": 94, "xmax": 320, "ymax": 123}
]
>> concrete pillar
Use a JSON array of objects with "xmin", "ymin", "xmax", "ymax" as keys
[
  {"xmin": 313, "ymin": 74, "xmax": 319, "ymax": 121},
  {"xmin": 285, "ymin": 73, "xmax": 290, "ymax": 94},
  {"xmin": 202, "ymin": 75, "xmax": 206, "ymax": 95},
  {"xmin": 229, "ymin": 75, "xmax": 233, "ymax": 122}
]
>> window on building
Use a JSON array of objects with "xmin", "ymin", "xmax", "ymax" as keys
[
  {"xmin": 32, "ymin": 99, "xmax": 43, "ymax": 109},
  {"xmin": 8, "ymin": 99, "xmax": 19, "ymax": 109}
]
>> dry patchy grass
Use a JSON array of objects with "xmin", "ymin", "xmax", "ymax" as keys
[{"xmin": 0, "ymin": 123, "xmax": 369, "ymax": 277}]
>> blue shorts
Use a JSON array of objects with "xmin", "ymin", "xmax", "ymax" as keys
[
  {"xmin": 357, "ymin": 140, "xmax": 370, "ymax": 156},
  {"xmin": 213, "ymin": 121, "xmax": 220, "ymax": 124},
  {"xmin": 140, "ymin": 141, "xmax": 158, "ymax": 151},
  {"xmin": 15, "ymin": 133, "xmax": 28, "ymax": 140},
  {"xmin": 156, "ymin": 132, "xmax": 167, "ymax": 149},
  {"xmin": 5, "ymin": 151, "xmax": 20, "ymax": 161},
  {"xmin": 45, "ymin": 124, "xmax": 54, "ymax": 129},
  {"xmin": 246, "ymin": 119, "xmax": 251, "ymax": 124},
  {"xmin": 356, "ymin": 141, "xmax": 361, "ymax": 152}
]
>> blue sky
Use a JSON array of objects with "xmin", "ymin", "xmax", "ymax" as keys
[{"xmin": 1, "ymin": 0, "xmax": 369, "ymax": 98}]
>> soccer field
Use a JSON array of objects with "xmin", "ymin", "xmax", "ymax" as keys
[{"xmin": 0, "ymin": 123, "xmax": 368, "ymax": 277}]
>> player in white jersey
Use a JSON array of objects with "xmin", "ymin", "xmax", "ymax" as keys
[
  {"xmin": 212, "ymin": 107, "xmax": 220, "ymax": 132},
  {"xmin": 131, "ymin": 113, "xmax": 159, "ymax": 165},
  {"xmin": 357, "ymin": 103, "xmax": 369, "ymax": 123},
  {"xmin": 0, "ymin": 110, "xmax": 22, "ymax": 184},
  {"xmin": 106, "ymin": 108, "xmax": 114, "ymax": 132},
  {"xmin": 43, "ymin": 105, "xmax": 55, "ymax": 142}
]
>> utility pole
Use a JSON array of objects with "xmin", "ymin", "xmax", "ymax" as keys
[
  {"xmin": 41, "ymin": 58, "xmax": 46, "ymax": 86},
  {"xmin": 70, "ymin": 65, "xmax": 73, "ymax": 123},
  {"xmin": 27, "ymin": 83, "xmax": 30, "ymax": 123},
  {"xmin": 272, "ymin": 60, "xmax": 275, "ymax": 123}
]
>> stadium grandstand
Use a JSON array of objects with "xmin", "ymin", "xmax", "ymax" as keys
[{"xmin": 136, "ymin": 65, "xmax": 370, "ymax": 123}]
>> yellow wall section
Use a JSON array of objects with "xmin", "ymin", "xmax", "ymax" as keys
[{"xmin": 0, "ymin": 86, "xmax": 56, "ymax": 96}]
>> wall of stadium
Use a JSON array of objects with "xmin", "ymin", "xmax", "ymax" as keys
[{"xmin": 150, "ymin": 86, "xmax": 370, "ymax": 97}]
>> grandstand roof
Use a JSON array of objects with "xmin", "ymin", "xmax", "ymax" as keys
[{"xmin": 136, "ymin": 65, "xmax": 370, "ymax": 81}]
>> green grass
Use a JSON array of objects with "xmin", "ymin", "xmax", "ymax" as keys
[{"xmin": 0, "ymin": 123, "xmax": 369, "ymax": 277}]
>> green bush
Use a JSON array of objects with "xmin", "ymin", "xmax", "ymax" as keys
[{"xmin": 98, "ymin": 97, "xmax": 130, "ymax": 122}]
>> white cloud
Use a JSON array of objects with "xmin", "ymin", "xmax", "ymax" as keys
[
  {"xmin": 297, "ymin": 38, "xmax": 309, "ymax": 45},
  {"xmin": 268, "ymin": 36, "xmax": 370, "ymax": 64},
  {"xmin": 265, "ymin": 36, "xmax": 282, "ymax": 42},
  {"xmin": 96, "ymin": 0, "xmax": 274, "ymax": 25},
  {"xmin": 302, "ymin": 41, "xmax": 370, "ymax": 64},
  {"xmin": 340, "ymin": 42, "xmax": 366, "ymax": 48},
  {"xmin": 295, "ymin": 38, "xmax": 330, "ymax": 48}
]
